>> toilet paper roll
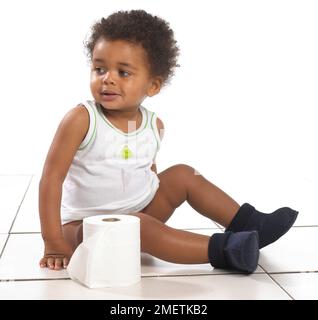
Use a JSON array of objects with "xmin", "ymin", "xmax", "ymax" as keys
[{"xmin": 67, "ymin": 214, "xmax": 141, "ymax": 288}]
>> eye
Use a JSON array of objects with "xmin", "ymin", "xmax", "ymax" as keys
[
  {"xmin": 95, "ymin": 67, "xmax": 106, "ymax": 75},
  {"xmin": 119, "ymin": 70, "xmax": 130, "ymax": 77}
]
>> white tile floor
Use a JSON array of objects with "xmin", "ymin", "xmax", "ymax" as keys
[{"xmin": 0, "ymin": 175, "xmax": 317, "ymax": 300}]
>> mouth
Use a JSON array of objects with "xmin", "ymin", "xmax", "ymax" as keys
[
  {"xmin": 101, "ymin": 90, "xmax": 120, "ymax": 96},
  {"xmin": 100, "ymin": 90, "xmax": 120, "ymax": 101}
]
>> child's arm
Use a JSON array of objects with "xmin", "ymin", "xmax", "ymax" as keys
[
  {"xmin": 39, "ymin": 105, "xmax": 89, "ymax": 270},
  {"xmin": 151, "ymin": 117, "xmax": 165, "ymax": 174}
]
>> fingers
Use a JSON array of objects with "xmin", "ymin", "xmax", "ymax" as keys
[
  {"xmin": 39, "ymin": 257, "xmax": 47, "ymax": 268},
  {"xmin": 63, "ymin": 257, "xmax": 69, "ymax": 268},
  {"xmin": 54, "ymin": 258, "xmax": 63, "ymax": 270},
  {"xmin": 39, "ymin": 256, "xmax": 69, "ymax": 270},
  {"xmin": 47, "ymin": 257, "xmax": 55, "ymax": 269}
]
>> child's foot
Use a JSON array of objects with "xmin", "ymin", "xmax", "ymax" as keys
[
  {"xmin": 226, "ymin": 203, "xmax": 298, "ymax": 249},
  {"xmin": 208, "ymin": 231, "xmax": 259, "ymax": 274}
]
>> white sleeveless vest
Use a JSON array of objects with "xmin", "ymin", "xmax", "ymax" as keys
[{"xmin": 61, "ymin": 100, "xmax": 161, "ymax": 224}]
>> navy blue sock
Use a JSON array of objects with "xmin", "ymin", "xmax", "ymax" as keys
[
  {"xmin": 208, "ymin": 231, "xmax": 259, "ymax": 274},
  {"xmin": 226, "ymin": 203, "xmax": 298, "ymax": 248}
]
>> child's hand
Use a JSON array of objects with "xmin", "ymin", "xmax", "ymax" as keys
[{"xmin": 39, "ymin": 239, "xmax": 74, "ymax": 270}]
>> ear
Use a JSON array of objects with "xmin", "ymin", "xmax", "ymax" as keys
[{"xmin": 147, "ymin": 76, "xmax": 163, "ymax": 97}]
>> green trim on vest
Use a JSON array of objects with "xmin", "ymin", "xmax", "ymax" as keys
[
  {"xmin": 150, "ymin": 112, "xmax": 159, "ymax": 153},
  {"xmin": 97, "ymin": 104, "xmax": 148, "ymax": 136}
]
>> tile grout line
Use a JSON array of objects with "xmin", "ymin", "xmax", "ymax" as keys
[
  {"xmin": 4, "ymin": 270, "xmax": 318, "ymax": 284},
  {"xmin": 266, "ymin": 272, "xmax": 295, "ymax": 300},
  {"xmin": 268, "ymin": 270, "xmax": 318, "ymax": 274},
  {"xmin": 0, "ymin": 271, "xmax": 265, "ymax": 283},
  {"xmin": 8, "ymin": 175, "xmax": 34, "ymax": 235},
  {"xmin": 0, "ymin": 175, "xmax": 34, "ymax": 260},
  {"xmin": 293, "ymin": 225, "xmax": 318, "ymax": 228},
  {"xmin": 259, "ymin": 262, "xmax": 298, "ymax": 300},
  {"xmin": 9, "ymin": 232, "xmax": 41, "ymax": 235},
  {"xmin": 0, "ymin": 278, "xmax": 70, "ymax": 282},
  {"xmin": 0, "ymin": 234, "xmax": 10, "ymax": 261}
]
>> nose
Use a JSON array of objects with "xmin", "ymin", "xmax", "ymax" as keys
[{"xmin": 103, "ymin": 71, "xmax": 115, "ymax": 85}]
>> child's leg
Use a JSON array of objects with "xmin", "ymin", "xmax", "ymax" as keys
[
  {"xmin": 129, "ymin": 212, "xmax": 258, "ymax": 273},
  {"xmin": 143, "ymin": 164, "xmax": 298, "ymax": 248},
  {"xmin": 62, "ymin": 215, "xmax": 210, "ymax": 264},
  {"xmin": 131, "ymin": 212, "xmax": 210, "ymax": 264},
  {"xmin": 143, "ymin": 164, "xmax": 239, "ymax": 226}
]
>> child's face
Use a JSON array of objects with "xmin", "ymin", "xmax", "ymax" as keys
[{"xmin": 90, "ymin": 38, "xmax": 162, "ymax": 112}]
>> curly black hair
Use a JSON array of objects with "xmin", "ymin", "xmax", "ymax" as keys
[{"xmin": 85, "ymin": 10, "xmax": 180, "ymax": 86}]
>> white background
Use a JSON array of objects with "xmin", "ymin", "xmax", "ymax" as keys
[{"xmin": 0, "ymin": 0, "xmax": 317, "ymax": 214}]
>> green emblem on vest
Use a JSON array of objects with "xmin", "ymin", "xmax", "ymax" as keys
[{"xmin": 121, "ymin": 145, "xmax": 133, "ymax": 160}]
